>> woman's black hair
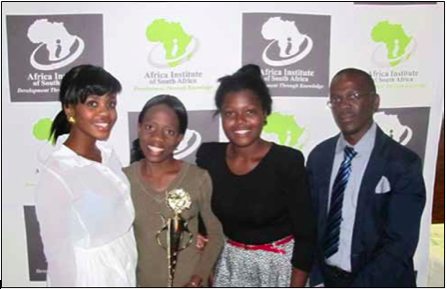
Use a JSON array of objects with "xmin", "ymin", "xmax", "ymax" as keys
[
  {"xmin": 130, "ymin": 94, "xmax": 188, "ymax": 163},
  {"xmin": 49, "ymin": 64, "xmax": 122, "ymax": 142},
  {"xmin": 214, "ymin": 64, "xmax": 272, "ymax": 116}
]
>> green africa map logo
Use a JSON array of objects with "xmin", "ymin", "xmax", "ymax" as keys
[
  {"xmin": 25, "ymin": 117, "xmax": 53, "ymax": 188},
  {"xmin": 146, "ymin": 19, "xmax": 199, "ymax": 68},
  {"xmin": 371, "ymin": 21, "xmax": 416, "ymax": 67},
  {"xmin": 33, "ymin": 118, "xmax": 53, "ymax": 142},
  {"xmin": 263, "ymin": 112, "xmax": 309, "ymax": 150}
]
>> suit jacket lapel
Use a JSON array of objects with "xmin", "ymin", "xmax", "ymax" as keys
[
  {"xmin": 318, "ymin": 137, "xmax": 338, "ymax": 242},
  {"xmin": 351, "ymin": 127, "xmax": 389, "ymax": 271}
]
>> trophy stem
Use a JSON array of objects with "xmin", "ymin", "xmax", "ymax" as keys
[
  {"xmin": 167, "ymin": 220, "xmax": 174, "ymax": 287},
  {"xmin": 159, "ymin": 189, "xmax": 193, "ymax": 287}
]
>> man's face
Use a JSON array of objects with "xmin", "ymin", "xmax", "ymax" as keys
[{"xmin": 329, "ymin": 73, "xmax": 380, "ymax": 145}]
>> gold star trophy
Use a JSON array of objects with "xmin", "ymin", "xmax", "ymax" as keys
[{"xmin": 156, "ymin": 189, "xmax": 194, "ymax": 287}]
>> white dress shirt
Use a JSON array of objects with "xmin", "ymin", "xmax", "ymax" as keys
[
  {"xmin": 35, "ymin": 135, "xmax": 137, "ymax": 287},
  {"xmin": 326, "ymin": 123, "xmax": 377, "ymax": 272}
]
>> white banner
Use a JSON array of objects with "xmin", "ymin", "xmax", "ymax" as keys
[{"xmin": 2, "ymin": 2, "xmax": 444, "ymax": 287}]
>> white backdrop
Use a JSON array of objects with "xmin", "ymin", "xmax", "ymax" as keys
[{"xmin": 2, "ymin": 2, "xmax": 444, "ymax": 287}]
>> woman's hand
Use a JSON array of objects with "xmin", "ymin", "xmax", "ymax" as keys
[
  {"xmin": 196, "ymin": 234, "xmax": 209, "ymax": 251},
  {"xmin": 184, "ymin": 275, "xmax": 203, "ymax": 287},
  {"xmin": 290, "ymin": 267, "xmax": 309, "ymax": 287}
]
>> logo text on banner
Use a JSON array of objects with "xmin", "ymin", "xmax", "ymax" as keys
[{"xmin": 242, "ymin": 13, "xmax": 331, "ymax": 97}]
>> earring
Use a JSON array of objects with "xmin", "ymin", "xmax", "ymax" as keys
[{"xmin": 67, "ymin": 115, "xmax": 76, "ymax": 124}]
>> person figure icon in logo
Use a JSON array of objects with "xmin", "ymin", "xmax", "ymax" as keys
[{"xmin": 55, "ymin": 39, "xmax": 62, "ymax": 59}]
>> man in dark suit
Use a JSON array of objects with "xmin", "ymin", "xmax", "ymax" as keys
[{"xmin": 308, "ymin": 68, "xmax": 426, "ymax": 287}]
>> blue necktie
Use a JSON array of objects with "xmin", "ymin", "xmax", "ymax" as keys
[{"xmin": 324, "ymin": 146, "xmax": 357, "ymax": 259}]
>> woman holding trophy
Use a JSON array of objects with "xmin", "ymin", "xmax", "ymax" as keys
[
  {"xmin": 196, "ymin": 64, "xmax": 317, "ymax": 287},
  {"xmin": 124, "ymin": 95, "xmax": 224, "ymax": 287}
]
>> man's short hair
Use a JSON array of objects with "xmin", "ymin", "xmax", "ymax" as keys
[{"xmin": 331, "ymin": 68, "xmax": 376, "ymax": 93}]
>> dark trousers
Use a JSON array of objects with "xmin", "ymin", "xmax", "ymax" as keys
[{"xmin": 322, "ymin": 263, "xmax": 354, "ymax": 288}]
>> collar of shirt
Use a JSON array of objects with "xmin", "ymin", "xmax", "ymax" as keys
[
  {"xmin": 50, "ymin": 134, "xmax": 113, "ymax": 168},
  {"xmin": 336, "ymin": 122, "xmax": 377, "ymax": 157}
]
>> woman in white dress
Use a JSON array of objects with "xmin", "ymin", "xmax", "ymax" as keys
[{"xmin": 35, "ymin": 65, "xmax": 137, "ymax": 287}]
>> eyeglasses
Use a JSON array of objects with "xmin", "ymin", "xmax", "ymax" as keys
[{"xmin": 327, "ymin": 91, "xmax": 376, "ymax": 108}]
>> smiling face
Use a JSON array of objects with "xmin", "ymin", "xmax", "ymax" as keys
[
  {"xmin": 220, "ymin": 89, "xmax": 267, "ymax": 148},
  {"xmin": 65, "ymin": 93, "xmax": 117, "ymax": 142},
  {"xmin": 138, "ymin": 104, "xmax": 184, "ymax": 164},
  {"xmin": 330, "ymin": 73, "xmax": 380, "ymax": 145}
]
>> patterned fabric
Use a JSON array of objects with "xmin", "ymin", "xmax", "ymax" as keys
[
  {"xmin": 213, "ymin": 239, "xmax": 294, "ymax": 287},
  {"xmin": 196, "ymin": 142, "xmax": 316, "ymax": 271},
  {"xmin": 324, "ymin": 146, "xmax": 357, "ymax": 259}
]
